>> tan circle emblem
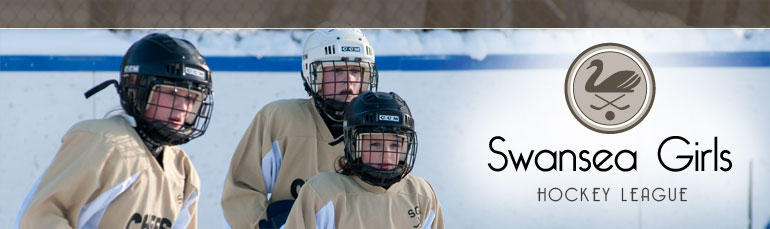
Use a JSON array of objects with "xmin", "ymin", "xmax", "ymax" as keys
[{"xmin": 565, "ymin": 43, "xmax": 655, "ymax": 134}]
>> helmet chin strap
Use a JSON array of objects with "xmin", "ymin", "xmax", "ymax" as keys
[
  {"xmin": 319, "ymin": 98, "xmax": 346, "ymax": 121},
  {"xmin": 134, "ymin": 125, "xmax": 163, "ymax": 157},
  {"xmin": 84, "ymin": 79, "xmax": 119, "ymax": 99},
  {"xmin": 314, "ymin": 97, "xmax": 348, "ymax": 146},
  {"xmin": 328, "ymin": 137, "xmax": 344, "ymax": 146},
  {"xmin": 117, "ymin": 109, "xmax": 164, "ymax": 157},
  {"xmin": 358, "ymin": 164, "xmax": 406, "ymax": 189},
  {"xmin": 135, "ymin": 118, "xmax": 193, "ymax": 149}
]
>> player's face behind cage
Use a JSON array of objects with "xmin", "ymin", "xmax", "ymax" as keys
[
  {"xmin": 310, "ymin": 60, "xmax": 376, "ymax": 103},
  {"xmin": 356, "ymin": 132, "xmax": 408, "ymax": 170},
  {"xmin": 122, "ymin": 72, "xmax": 213, "ymax": 144},
  {"xmin": 143, "ymin": 84, "xmax": 204, "ymax": 131},
  {"xmin": 352, "ymin": 128, "xmax": 417, "ymax": 180}
]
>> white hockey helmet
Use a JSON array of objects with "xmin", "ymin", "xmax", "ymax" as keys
[{"xmin": 301, "ymin": 28, "xmax": 378, "ymax": 99}]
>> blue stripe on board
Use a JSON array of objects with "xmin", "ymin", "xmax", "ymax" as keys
[
  {"xmin": 0, "ymin": 56, "xmax": 124, "ymax": 71},
  {"xmin": 1, "ymin": 52, "xmax": 768, "ymax": 71}
]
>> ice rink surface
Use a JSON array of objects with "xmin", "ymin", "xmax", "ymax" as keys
[{"xmin": 2, "ymin": 67, "xmax": 769, "ymax": 228}]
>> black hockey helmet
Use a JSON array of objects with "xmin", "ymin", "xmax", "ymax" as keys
[
  {"xmin": 343, "ymin": 91, "xmax": 417, "ymax": 187},
  {"xmin": 85, "ymin": 33, "xmax": 213, "ymax": 146}
]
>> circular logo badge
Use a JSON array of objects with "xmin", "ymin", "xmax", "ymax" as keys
[{"xmin": 565, "ymin": 43, "xmax": 655, "ymax": 134}]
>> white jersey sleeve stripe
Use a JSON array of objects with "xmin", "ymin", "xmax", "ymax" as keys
[
  {"xmin": 172, "ymin": 189, "xmax": 199, "ymax": 229},
  {"xmin": 315, "ymin": 200, "xmax": 336, "ymax": 229},
  {"xmin": 14, "ymin": 173, "xmax": 44, "ymax": 229},
  {"xmin": 262, "ymin": 140, "xmax": 283, "ymax": 194},
  {"xmin": 422, "ymin": 209, "xmax": 436, "ymax": 229},
  {"xmin": 78, "ymin": 171, "xmax": 142, "ymax": 229}
]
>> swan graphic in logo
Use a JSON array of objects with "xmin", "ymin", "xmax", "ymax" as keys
[{"xmin": 565, "ymin": 43, "xmax": 655, "ymax": 134}]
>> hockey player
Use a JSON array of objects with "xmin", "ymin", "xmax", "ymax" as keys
[
  {"xmin": 221, "ymin": 28, "xmax": 378, "ymax": 228},
  {"xmin": 17, "ymin": 33, "xmax": 213, "ymax": 228},
  {"xmin": 283, "ymin": 91, "xmax": 444, "ymax": 229}
]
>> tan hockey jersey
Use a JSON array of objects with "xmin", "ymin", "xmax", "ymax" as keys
[
  {"xmin": 221, "ymin": 98, "xmax": 345, "ymax": 228},
  {"xmin": 18, "ymin": 115, "xmax": 200, "ymax": 229},
  {"xmin": 283, "ymin": 172, "xmax": 444, "ymax": 229}
]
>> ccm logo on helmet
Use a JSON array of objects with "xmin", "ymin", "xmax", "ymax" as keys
[
  {"xmin": 341, "ymin": 46, "xmax": 361, "ymax": 52},
  {"xmin": 124, "ymin": 65, "xmax": 140, "ymax": 73},
  {"xmin": 184, "ymin": 67, "xmax": 206, "ymax": 78},
  {"xmin": 378, "ymin": 115, "xmax": 400, "ymax": 122}
]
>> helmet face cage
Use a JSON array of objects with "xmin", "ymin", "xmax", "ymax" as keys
[
  {"xmin": 345, "ymin": 126, "xmax": 418, "ymax": 187},
  {"xmin": 120, "ymin": 73, "xmax": 213, "ymax": 145},
  {"xmin": 306, "ymin": 59, "xmax": 378, "ymax": 103}
]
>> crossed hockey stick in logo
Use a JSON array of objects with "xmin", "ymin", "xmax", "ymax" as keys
[
  {"xmin": 584, "ymin": 59, "xmax": 641, "ymax": 121},
  {"xmin": 590, "ymin": 94, "xmax": 629, "ymax": 110}
]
